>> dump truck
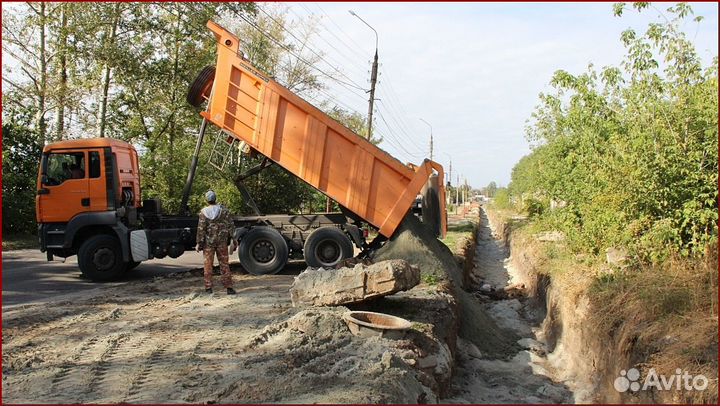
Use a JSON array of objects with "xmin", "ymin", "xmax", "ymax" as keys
[{"xmin": 35, "ymin": 21, "xmax": 446, "ymax": 281}]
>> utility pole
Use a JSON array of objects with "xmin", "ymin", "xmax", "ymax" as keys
[
  {"xmin": 463, "ymin": 177, "xmax": 468, "ymax": 206},
  {"xmin": 430, "ymin": 134, "xmax": 433, "ymax": 161},
  {"xmin": 419, "ymin": 118, "xmax": 433, "ymax": 161},
  {"xmin": 367, "ymin": 49, "xmax": 378, "ymax": 141},
  {"xmin": 456, "ymin": 173, "xmax": 460, "ymax": 212},
  {"xmin": 349, "ymin": 10, "xmax": 378, "ymax": 141}
]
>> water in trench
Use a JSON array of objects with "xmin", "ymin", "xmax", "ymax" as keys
[{"xmin": 442, "ymin": 212, "xmax": 575, "ymax": 403}]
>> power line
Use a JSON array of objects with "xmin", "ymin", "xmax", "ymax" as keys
[
  {"xmin": 376, "ymin": 70, "xmax": 420, "ymax": 140},
  {"xmin": 375, "ymin": 109, "xmax": 425, "ymax": 159},
  {"xmin": 285, "ymin": 4, "xmax": 370, "ymax": 78},
  {"xmin": 313, "ymin": 87, "xmax": 366, "ymax": 117},
  {"xmin": 375, "ymin": 97, "xmax": 424, "ymax": 151},
  {"xmin": 233, "ymin": 11, "xmax": 368, "ymax": 95},
  {"xmin": 307, "ymin": 2, "xmax": 369, "ymax": 58},
  {"xmin": 255, "ymin": 4, "xmax": 367, "ymax": 92}
]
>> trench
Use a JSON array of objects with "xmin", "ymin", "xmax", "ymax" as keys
[{"xmin": 442, "ymin": 209, "xmax": 576, "ymax": 403}]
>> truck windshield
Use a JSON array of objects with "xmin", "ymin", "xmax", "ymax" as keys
[{"xmin": 44, "ymin": 152, "xmax": 85, "ymax": 185}]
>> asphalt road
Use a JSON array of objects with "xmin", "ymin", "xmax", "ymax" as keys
[
  {"xmin": 2, "ymin": 249, "xmax": 309, "ymax": 308},
  {"xmin": 2, "ymin": 249, "xmax": 206, "ymax": 307}
]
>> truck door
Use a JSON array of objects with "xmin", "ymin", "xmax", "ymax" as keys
[
  {"xmin": 87, "ymin": 149, "xmax": 110, "ymax": 212},
  {"xmin": 37, "ymin": 150, "xmax": 90, "ymax": 223}
]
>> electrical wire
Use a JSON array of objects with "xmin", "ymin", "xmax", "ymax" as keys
[
  {"xmin": 376, "ymin": 98, "xmax": 425, "ymax": 153},
  {"xmin": 285, "ymin": 4, "xmax": 370, "ymax": 78},
  {"xmin": 254, "ymin": 4, "xmax": 368, "ymax": 92},
  {"xmin": 307, "ymin": 3, "xmax": 369, "ymax": 59},
  {"xmin": 233, "ymin": 11, "xmax": 368, "ymax": 95},
  {"xmin": 375, "ymin": 110, "xmax": 425, "ymax": 159}
]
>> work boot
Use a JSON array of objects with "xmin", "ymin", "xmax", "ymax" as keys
[
  {"xmin": 205, "ymin": 287, "xmax": 213, "ymax": 294},
  {"xmin": 227, "ymin": 287, "xmax": 236, "ymax": 295}
]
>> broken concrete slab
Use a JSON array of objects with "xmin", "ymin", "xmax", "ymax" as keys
[{"xmin": 290, "ymin": 259, "xmax": 421, "ymax": 307}]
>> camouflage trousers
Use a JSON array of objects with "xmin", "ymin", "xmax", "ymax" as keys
[{"xmin": 203, "ymin": 246, "xmax": 233, "ymax": 289}]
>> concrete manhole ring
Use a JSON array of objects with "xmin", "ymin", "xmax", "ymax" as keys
[{"xmin": 343, "ymin": 311, "xmax": 412, "ymax": 339}]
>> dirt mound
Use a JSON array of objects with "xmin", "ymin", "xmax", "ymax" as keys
[
  {"xmin": 373, "ymin": 214, "xmax": 519, "ymax": 359},
  {"xmin": 227, "ymin": 308, "xmax": 433, "ymax": 403},
  {"xmin": 374, "ymin": 214, "xmax": 461, "ymax": 284},
  {"xmin": 2, "ymin": 272, "xmax": 435, "ymax": 403}
]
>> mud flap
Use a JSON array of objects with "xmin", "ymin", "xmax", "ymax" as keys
[{"xmin": 130, "ymin": 230, "xmax": 150, "ymax": 262}]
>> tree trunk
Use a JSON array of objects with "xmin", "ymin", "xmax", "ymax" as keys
[
  {"xmin": 36, "ymin": 2, "xmax": 48, "ymax": 143},
  {"xmin": 98, "ymin": 3, "xmax": 121, "ymax": 138},
  {"xmin": 168, "ymin": 4, "xmax": 182, "ymax": 162},
  {"xmin": 55, "ymin": 4, "xmax": 68, "ymax": 140}
]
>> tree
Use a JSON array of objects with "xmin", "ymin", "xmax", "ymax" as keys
[
  {"xmin": 484, "ymin": 181, "xmax": 498, "ymax": 198},
  {"xmin": 1, "ymin": 2, "xmax": 256, "ymax": 233},
  {"xmin": 3, "ymin": 2, "xmax": 52, "ymax": 142},
  {"xmin": 514, "ymin": 3, "xmax": 717, "ymax": 258},
  {"xmin": 2, "ymin": 102, "xmax": 43, "ymax": 234}
]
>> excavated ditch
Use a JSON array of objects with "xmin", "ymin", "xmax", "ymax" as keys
[{"xmin": 442, "ymin": 208, "xmax": 578, "ymax": 403}]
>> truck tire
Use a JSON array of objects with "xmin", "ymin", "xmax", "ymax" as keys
[
  {"xmin": 303, "ymin": 227, "xmax": 354, "ymax": 269},
  {"xmin": 187, "ymin": 65, "xmax": 216, "ymax": 108},
  {"xmin": 126, "ymin": 261, "xmax": 141, "ymax": 272},
  {"xmin": 238, "ymin": 227, "xmax": 289, "ymax": 275},
  {"xmin": 78, "ymin": 234, "xmax": 126, "ymax": 282}
]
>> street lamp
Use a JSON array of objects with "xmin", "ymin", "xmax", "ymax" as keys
[
  {"xmin": 419, "ymin": 118, "xmax": 433, "ymax": 161},
  {"xmin": 349, "ymin": 10, "xmax": 378, "ymax": 141}
]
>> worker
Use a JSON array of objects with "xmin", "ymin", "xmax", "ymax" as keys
[
  {"xmin": 70, "ymin": 164, "xmax": 84, "ymax": 179},
  {"xmin": 62, "ymin": 162, "xmax": 72, "ymax": 180},
  {"xmin": 195, "ymin": 190, "xmax": 237, "ymax": 295}
]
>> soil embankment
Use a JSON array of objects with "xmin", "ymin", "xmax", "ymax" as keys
[{"xmin": 482, "ymin": 206, "xmax": 718, "ymax": 404}]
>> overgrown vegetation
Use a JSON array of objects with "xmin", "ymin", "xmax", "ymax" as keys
[{"xmin": 507, "ymin": 3, "xmax": 717, "ymax": 262}]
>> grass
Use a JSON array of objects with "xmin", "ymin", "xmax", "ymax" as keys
[
  {"xmin": 589, "ymin": 246, "xmax": 718, "ymax": 403},
  {"xmin": 421, "ymin": 273, "xmax": 440, "ymax": 286},
  {"xmin": 441, "ymin": 220, "xmax": 477, "ymax": 252},
  {"xmin": 2, "ymin": 233, "xmax": 38, "ymax": 251}
]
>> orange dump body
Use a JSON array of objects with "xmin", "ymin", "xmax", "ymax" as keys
[{"xmin": 202, "ymin": 21, "xmax": 446, "ymax": 238}]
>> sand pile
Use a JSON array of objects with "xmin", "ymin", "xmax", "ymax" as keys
[
  {"xmin": 373, "ymin": 214, "xmax": 519, "ymax": 358},
  {"xmin": 2, "ymin": 272, "xmax": 434, "ymax": 403},
  {"xmin": 224, "ymin": 308, "xmax": 434, "ymax": 403}
]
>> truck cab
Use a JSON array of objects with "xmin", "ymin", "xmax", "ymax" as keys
[
  {"xmin": 36, "ymin": 138, "xmax": 147, "ymax": 280},
  {"xmin": 37, "ymin": 138, "xmax": 141, "ymax": 223}
]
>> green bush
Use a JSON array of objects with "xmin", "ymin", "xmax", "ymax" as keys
[
  {"xmin": 2, "ymin": 119, "xmax": 42, "ymax": 235},
  {"xmin": 508, "ymin": 4, "xmax": 718, "ymax": 259},
  {"xmin": 522, "ymin": 197, "xmax": 546, "ymax": 217}
]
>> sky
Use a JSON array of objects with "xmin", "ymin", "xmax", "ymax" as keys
[{"xmin": 277, "ymin": 2, "xmax": 719, "ymax": 189}]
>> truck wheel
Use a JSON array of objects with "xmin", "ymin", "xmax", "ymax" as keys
[
  {"xmin": 78, "ymin": 235, "xmax": 126, "ymax": 282},
  {"xmin": 187, "ymin": 65, "xmax": 216, "ymax": 108},
  {"xmin": 238, "ymin": 227, "xmax": 289, "ymax": 275},
  {"xmin": 126, "ymin": 261, "xmax": 141, "ymax": 272},
  {"xmin": 303, "ymin": 227, "xmax": 354, "ymax": 269}
]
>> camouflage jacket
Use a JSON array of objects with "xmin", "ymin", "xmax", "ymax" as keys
[{"xmin": 196, "ymin": 204, "xmax": 234, "ymax": 248}]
